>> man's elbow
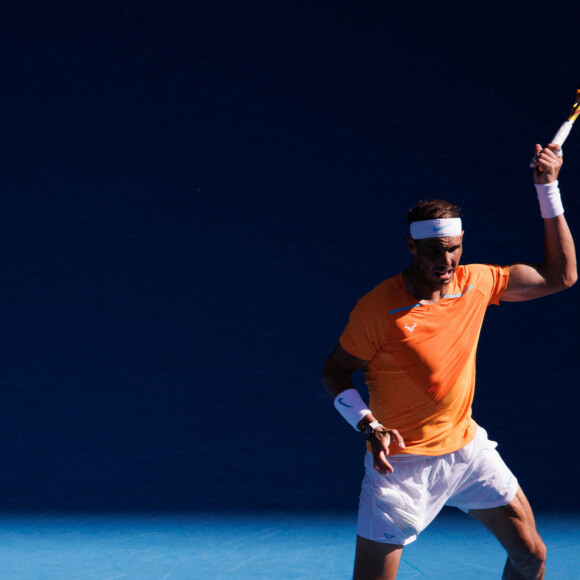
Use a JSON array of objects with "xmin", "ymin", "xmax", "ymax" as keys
[
  {"xmin": 555, "ymin": 267, "xmax": 578, "ymax": 291},
  {"xmin": 564, "ymin": 270, "xmax": 578, "ymax": 289}
]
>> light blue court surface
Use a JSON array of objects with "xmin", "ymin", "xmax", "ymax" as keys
[{"xmin": 1, "ymin": 510, "xmax": 579, "ymax": 579}]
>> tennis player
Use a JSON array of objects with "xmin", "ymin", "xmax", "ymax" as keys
[{"xmin": 322, "ymin": 143, "xmax": 576, "ymax": 580}]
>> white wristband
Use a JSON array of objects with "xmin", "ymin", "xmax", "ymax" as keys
[
  {"xmin": 535, "ymin": 181, "xmax": 564, "ymax": 218},
  {"xmin": 333, "ymin": 388, "xmax": 372, "ymax": 430}
]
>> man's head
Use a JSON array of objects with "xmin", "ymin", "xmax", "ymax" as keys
[
  {"xmin": 406, "ymin": 199, "xmax": 464, "ymax": 287},
  {"xmin": 407, "ymin": 199, "xmax": 461, "ymax": 224}
]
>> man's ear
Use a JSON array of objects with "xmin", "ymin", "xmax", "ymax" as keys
[{"xmin": 406, "ymin": 236, "xmax": 417, "ymax": 256}]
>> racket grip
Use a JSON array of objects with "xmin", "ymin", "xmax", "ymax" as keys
[
  {"xmin": 528, "ymin": 120, "xmax": 573, "ymax": 168},
  {"xmin": 552, "ymin": 120, "xmax": 573, "ymax": 146}
]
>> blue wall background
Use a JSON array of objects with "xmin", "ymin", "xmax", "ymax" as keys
[{"xmin": 0, "ymin": 1, "xmax": 578, "ymax": 514}]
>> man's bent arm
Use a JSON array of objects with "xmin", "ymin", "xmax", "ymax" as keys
[
  {"xmin": 503, "ymin": 216, "xmax": 577, "ymax": 301},
  {"xmin": 503, "ymin": 144, "xmax": 577, "ymax": 302},
  {"xmin": 322, "ymin": 343, "xmax": 404, "ymax": 474}
]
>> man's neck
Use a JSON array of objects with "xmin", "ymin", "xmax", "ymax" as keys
[{"xmin": 402, "ymin": 269, "xmax": 451, "ymax": 304}]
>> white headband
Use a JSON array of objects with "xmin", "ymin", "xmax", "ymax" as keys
[{"xmin": 410, "ymin": 218, "xmax": 462, "ymax": 240}]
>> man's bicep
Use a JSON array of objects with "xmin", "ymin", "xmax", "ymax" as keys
[{"xmin": 502, "ymin": 263, "xmax": 550, "ymax": 302}]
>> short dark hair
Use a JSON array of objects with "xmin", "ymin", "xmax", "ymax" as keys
[{"xmin": 407, "ymin": 199, "xmax": 461, "ymax": 224}]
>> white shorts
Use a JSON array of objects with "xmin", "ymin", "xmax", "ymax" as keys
[{"xmin": 357, "ymin": 427, "xmax": 519, "ymax": 545}]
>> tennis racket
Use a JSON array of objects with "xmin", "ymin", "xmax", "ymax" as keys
[{"xmin": 529, "ymin": 83, "xmax": 580, "ymax": 168}]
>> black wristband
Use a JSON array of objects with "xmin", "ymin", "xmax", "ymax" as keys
[{"xmin": 362, "ymin": 420, "xmax": 383, "ymax": 440}]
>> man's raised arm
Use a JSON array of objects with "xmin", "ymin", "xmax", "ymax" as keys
[{"xmin": 502, "ymin": 143, "xmax": 577, "ymax": 302}]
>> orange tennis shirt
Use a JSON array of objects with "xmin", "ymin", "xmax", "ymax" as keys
[{"xmin": 339, "ymin": 264, "xmax": 510, "ymax": 456}]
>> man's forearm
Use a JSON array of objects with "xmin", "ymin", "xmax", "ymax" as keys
[
  {"xmin": 321, "ymin": 365, "xmax": 355, "ymax": 399},
  {"xmin": 541, "ymin": 214, "xmax": 577, "ymax": 290}
]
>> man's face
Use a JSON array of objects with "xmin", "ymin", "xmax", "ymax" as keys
[{"xmin": 407, "ymin": 234, "xmax": 464, "ymax": 286}]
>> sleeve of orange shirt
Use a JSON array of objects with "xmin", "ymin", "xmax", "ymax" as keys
[
  {"xmin": 473, "ymin": 263, "xmax": 510, "ymax": 305},
  {"xmin": 339, "ymin": 280, "xmax": 394, "ymax": 362}
]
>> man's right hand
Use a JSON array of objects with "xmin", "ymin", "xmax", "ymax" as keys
[
  {"xmin": 533, "ymin": 143, "xmax": 563, "ymax": 184},
  {"xmin": 368, "ymin": 426, "xmax": 405, "ymax": 476}
]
